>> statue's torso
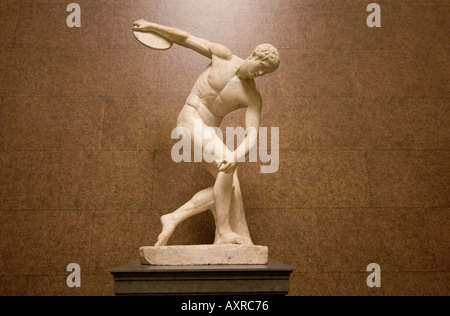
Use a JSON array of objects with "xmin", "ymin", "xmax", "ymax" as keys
[{"xmin": 186, "ymin": 55, "xmax": 257, "ymax": 126}]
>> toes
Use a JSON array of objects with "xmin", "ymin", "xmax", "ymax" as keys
[{"xmin": 233, "ymin": 237, "xmax": 250, "ymax": 245}]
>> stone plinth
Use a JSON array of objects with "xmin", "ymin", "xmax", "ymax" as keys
[
  {"xmin": 109, "ymin": 259, "xmax": 295, "ymax": 296},
  {"xmin": 140, "ymin": 245, "xmax": 269, "ymax": 266}
]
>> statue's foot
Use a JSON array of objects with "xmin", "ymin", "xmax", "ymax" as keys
[
  {"xmin": 155, "ymin": 214, "xmax": 177, "ymax": 246},
  {"xmin": 214, "ymin": 232, "xmax": 252, "ymax": 246}
]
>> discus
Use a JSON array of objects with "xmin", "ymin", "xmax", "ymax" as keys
[{"xmin": 133, "ymin": 30, "xmax": 173, "ymax": 50}]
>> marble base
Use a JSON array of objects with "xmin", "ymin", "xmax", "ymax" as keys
[{"xmin": 140, "ymin": 245, "xmax": 269, "ymax": 266}]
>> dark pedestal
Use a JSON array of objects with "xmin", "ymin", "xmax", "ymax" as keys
[{"xmin": 109, "ymin": 259, "xmax": 294, "ymax": 296}]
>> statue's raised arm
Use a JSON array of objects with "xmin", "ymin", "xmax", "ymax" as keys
[{"xmin": 133, "ymin": 19, "xmax": 232, "ymax": 60}]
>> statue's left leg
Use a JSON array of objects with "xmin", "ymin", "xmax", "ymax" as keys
[{"xmin": 155, "ymin": 187, "xmax": 214, "ymax": 246}]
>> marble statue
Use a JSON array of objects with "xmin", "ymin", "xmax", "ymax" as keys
[{"xmin": 132, "ymin": 20, "xmax": 280, "ymax": 265}]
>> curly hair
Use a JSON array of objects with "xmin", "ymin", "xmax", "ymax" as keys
[{"xmin": 250, "ymin": 44, "xmax": 280, "ymax": 70}]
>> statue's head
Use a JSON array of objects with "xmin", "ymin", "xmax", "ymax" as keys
[{"xmin": 239, "ymin": 44, "xmax": 280, "ymax": 79}]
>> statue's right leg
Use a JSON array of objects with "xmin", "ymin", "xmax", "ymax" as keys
[
  {"xmin": 203, "ymin": 162, "xmax": 253, "ymax": 244},
  {"xmin": 229, "ymin": 170, "xmax": 253, "ymax": 243},
  {"xmin": 208, "ymin": 161, "xmax": 252, "ymax": 245}
]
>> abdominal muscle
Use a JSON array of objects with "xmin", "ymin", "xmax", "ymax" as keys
[
  {"xmin": 177, "ymin": 103, "xmax": 231, "ymax": 162},
  {"xmin": 181, "ymin": 94, "xmax": 224, "ymax": 128}
]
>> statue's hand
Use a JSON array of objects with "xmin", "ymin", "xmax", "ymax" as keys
[
  {"xmin": 133, "ymin": 19, "xmax": 152, "ymax": 31},
  {"xmin": 219, "ymin": 159, "xmax": 238, "ymax": 174}
]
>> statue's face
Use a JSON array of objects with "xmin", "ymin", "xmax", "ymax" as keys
[{"xmin": 240, "ymin": 58, "xmax": 275, "ymax": 79}]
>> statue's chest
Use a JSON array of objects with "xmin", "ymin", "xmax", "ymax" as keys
[
  {"xmin": 209, "ymin": 73, "xmax": 245, "ymax": 102},
  {"xmin": 207, "ymin": 62, "xmax": 239, "ymax": 90}
]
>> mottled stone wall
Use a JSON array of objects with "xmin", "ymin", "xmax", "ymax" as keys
[{"xmin": 0, "ymin": 0, "xmax": 448, "ymax": 296}]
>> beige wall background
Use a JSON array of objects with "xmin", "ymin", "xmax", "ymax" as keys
[{"xmin": 0, "ymin": 0, "xmax": 449, "ymax": 296}]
